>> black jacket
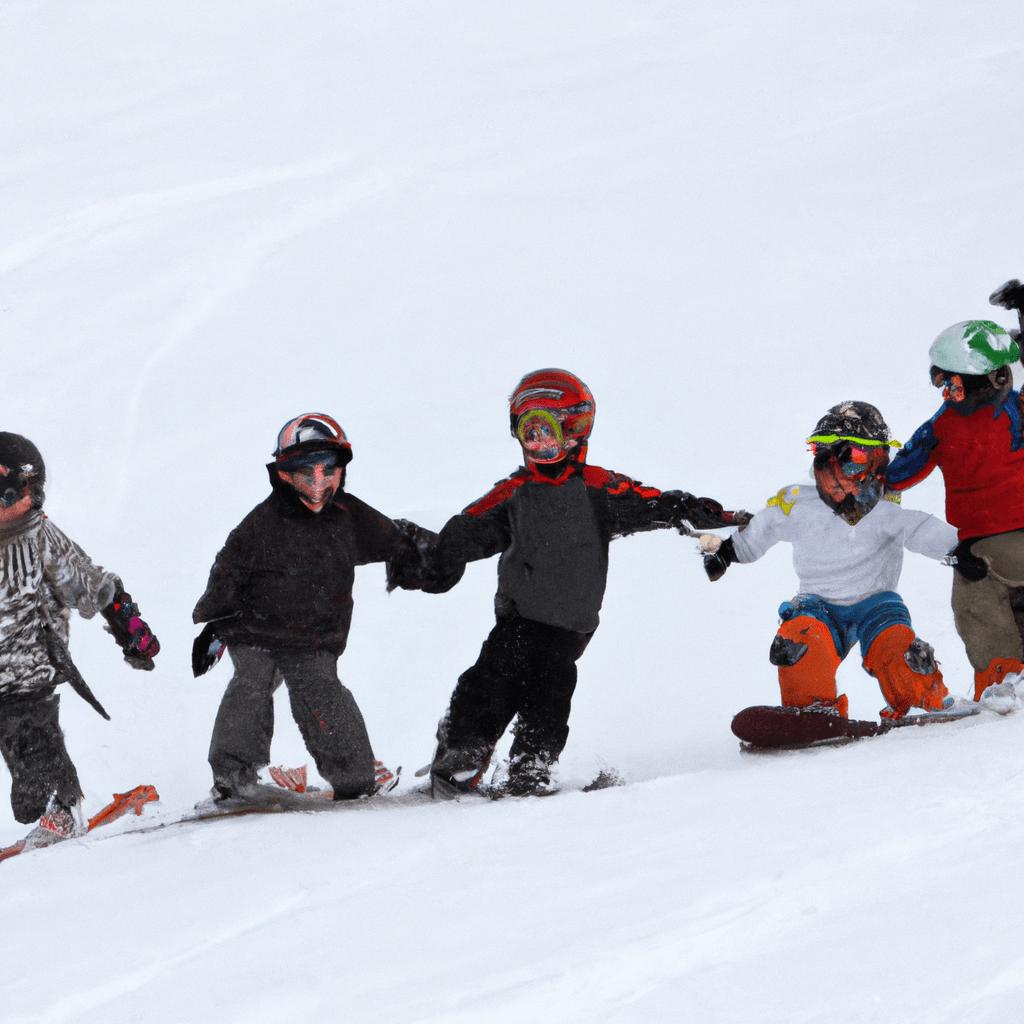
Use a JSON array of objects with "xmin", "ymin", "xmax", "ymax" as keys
[
  {"xmin": 193, "ymin": 470, "xmax": 412, "ymax": 655},
  {"xmin": 393, "ymin": 461, "xmax": 737, "ymax": 633}
]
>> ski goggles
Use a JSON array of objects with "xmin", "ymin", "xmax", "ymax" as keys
[
  {"xmin": 515, "ymin": 408, "xmax": 569, "ymax": 463},
  {"xmin": 807, "ymin": 436, "xmax": 900, "ymax": 478},
  {"xmin": 275, "ymin": 448, "xmax": 341, "ymax": 474}
]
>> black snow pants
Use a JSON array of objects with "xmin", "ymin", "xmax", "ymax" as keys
[
  {"xmin": 0, "ymin": 691, "xmax": 82, "ymax": 824},
  {"xmin": 437, "ymin": 613, "xmax": 593, "ymax": 781},
  {"xmin": 209, "ymin": 647, "xmax": 376, "ymax": 800}
]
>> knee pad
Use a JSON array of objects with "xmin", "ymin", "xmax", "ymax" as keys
[{"xmin": 774, "ymin": 616, "xmax": 843, "ymax": 711}]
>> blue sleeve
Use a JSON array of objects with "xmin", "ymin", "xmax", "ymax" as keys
[{"xmin": 885, "ymin": 412, "xmax": 941, "ymax": 490}]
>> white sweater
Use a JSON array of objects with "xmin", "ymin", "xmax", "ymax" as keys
[{"xmin": 731, "ymin": 484, "xmax": 958, "ymax": 605}]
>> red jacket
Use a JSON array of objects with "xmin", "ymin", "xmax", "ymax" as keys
[{"xmin": 886, "ymin": 391, "xmax": 1024, "ymax": 539}]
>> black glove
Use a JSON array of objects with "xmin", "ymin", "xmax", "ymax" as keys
[
  {"xmin": 989, "ymin": 279, "xmax": 1024, "ymax": 312},
  {"xmin": 663, "ymin": 491, "xmax": 751, "ymax": 531},
  {"xmin": 703, "ymin": 536, "xmax": 738, "ymax": 582},
  {"xmin": 192, "ymin": 621, "xmax": 227, "ymax": 677},
  {"xmin": 101, "ymin": 591, "xmax": 159, "ymax": 670},
  {"xmin": 951, "ymin": 538, "xmax": 988, "ymax": 582}
]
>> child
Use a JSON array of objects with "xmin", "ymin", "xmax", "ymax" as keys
[
  {"xmin": 703, "ymin": 402, "xmax": 955, "ymax": 719},
  {"xmin": 0, "ymin": 432, "xmax": 159, "ymax": 844},
  {"xmin": 391, "ymin": 369, "xmax": 746, "ymax": 797},
  {"xmin": 886, "ymin": 307, "xmax": 1024, "ymax": 700},
  {"xmin": 193, "ymin": 413, "xmax": 424, "ymax": 801}
]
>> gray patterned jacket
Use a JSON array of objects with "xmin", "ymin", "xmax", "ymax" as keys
[{"xmin": 0, "ymin": 511, "xmax": 118, "ymax": 701}]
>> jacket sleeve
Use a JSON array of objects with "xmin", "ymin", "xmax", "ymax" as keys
[
  {"xmin": 192, "ymin": 518, "xmax": 253, "ymax": 624},
  {"xmin": 40, "ymin": 519, "xmax": 119, "ymax": 619},
  {"xmin": 900, "ymin": 507, "xmax": 959, "ymax": 560},
  {"xmin": 585, "ymin": 467, "xmax": 747, "ymax": 538},
  {"xmin": 388, "ymin": 481, "xmax": 514, "ymax": 594},
  {"xmin": 341, "ymin": 493, "xmax": 417, "ymax": 566},
  {"xmin": 886, "ymin": 415, "xmax": 941, "ymax": 491}
]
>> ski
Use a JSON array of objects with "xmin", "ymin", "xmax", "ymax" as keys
[
  {"xmin": 0, "ymin": 784, "xmax": 159, "ymax": 864},
  {"xmin": 731, "ymin": 703, "xmax": 981, "ymax": 750}
]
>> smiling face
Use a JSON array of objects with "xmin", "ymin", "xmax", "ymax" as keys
[{"xmin": 277, "ymin": 460, "xmax": 343, "ymax": 512}]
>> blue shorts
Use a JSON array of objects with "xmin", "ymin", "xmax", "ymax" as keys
[{"xmin": 778, "ymin": 591, "xmax": 912, "ymax": 661}]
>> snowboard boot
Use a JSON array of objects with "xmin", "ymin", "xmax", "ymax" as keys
[
  {"xmin": 211, "ymin": 766, "xmax": 260, "ymax": 803},
  {"xmin": 429, "ymin": 743, "xmax": 494, "ymax": 799},
  {"xmin": 864, "ymin": 624, "xmax": 947, "ymax": 719},
  {"xmin": 972, "ymin": 656, "xmax": 1024, "ymax": 702},
  {"xmin": 502, "ymin": 753, "xmax": 557, "ymax": 797},
  {"xmin": 23, "ymin": 801, "xmax": 83, "ymax": 851}
]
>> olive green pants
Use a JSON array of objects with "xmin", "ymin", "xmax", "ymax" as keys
[{"xmin": 951, "ymin": 530, "xmax": 1024, "ymax": 672}]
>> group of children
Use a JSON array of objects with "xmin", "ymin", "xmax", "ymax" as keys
[{"xmin": 3, "ymin": 283, "xmax": 1024, "ymax": 841}]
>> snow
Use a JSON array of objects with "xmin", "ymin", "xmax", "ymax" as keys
[{"xmin": 1, "ymin": 2, "xmax": 1023, "ymax": 1020}]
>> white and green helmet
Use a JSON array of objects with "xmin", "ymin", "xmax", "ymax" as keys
[{"xmin": 929, "ymin": 320, "xmax": 1020, "ymax": 375}]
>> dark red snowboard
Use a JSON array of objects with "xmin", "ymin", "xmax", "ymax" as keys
[
  {"xmin": 731, "ymin": 705, "xmax": 881, "ymax": 748},
  {"xmin": 731, "ymin": 703, "xmax": 980, "ymax": 750}
]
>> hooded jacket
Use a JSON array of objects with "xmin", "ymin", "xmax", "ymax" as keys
[{"xmin": 193, "ymin": 468, "xmax": 412, "ymax": 655}]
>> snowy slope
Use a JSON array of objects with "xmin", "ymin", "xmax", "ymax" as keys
[{"xmin": 2, "ymin": 2, "xmax": 1024, "ymax": 1021}]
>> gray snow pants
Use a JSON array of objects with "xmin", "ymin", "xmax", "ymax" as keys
[
  {"xmin": 209, "ymin": 647, "xmax": 375, "ymax": 800},
  {"xmin": 0, "ymin": 691, "xmax": 82, "ymax": 824}
]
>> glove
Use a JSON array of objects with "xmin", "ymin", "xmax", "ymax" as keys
[
  {"xmin": 700, "ymin": 535, "xmax": 738, "ymax": 582},
  {"xmin": 663, "ymin": 491, "xmax": 751, "ymax": 531},
  {"xmin": 192, "ymin": 621, "xmax": 227, "ymax": 677},
  {"xmin": 101, "ymin": 591, "xmax": 159, "ymax": 670},
  {"xmin": 951, "ymin": 538, "xmax": 988, "ymax": 582}
]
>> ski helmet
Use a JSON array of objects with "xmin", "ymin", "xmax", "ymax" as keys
[
  {"xmin": 273, "ymin": 413, "xmax": 352, "ymax": 472},
  {"xmin": 929, "ymin": 320, "xmax": 1019, "ymax": 375},
  {"xmin": 509, "ymin": 369, "xmax": 595, "ymax": 464},
  {"xmin": 0, "ymin": 432, "xmax": 45, "ymax": 509},
  {"xmin": 806, "ymin": 402, "xmax": 900, "ymax": 524}
]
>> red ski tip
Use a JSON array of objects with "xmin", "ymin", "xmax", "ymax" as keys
[{"xmin": 87, "ymin": 785, "xmax": 159, "ymax": 831}]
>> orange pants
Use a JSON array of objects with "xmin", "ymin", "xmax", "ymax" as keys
[{"xmin": 775, "ymin": 617, "xmax": 947, "ymax": 719}]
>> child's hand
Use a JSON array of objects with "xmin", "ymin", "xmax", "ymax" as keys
[{"xmin": 101, "ymin": 591, "xmax": 160, "ymax": 670}]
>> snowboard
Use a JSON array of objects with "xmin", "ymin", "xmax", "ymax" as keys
[
  {"xmin": 731, "ymin": 703, "xmax": 981, "ymax": 750},
  {"xmin": 0, "ymin": 784, "xmax": 159, "ymax": 864}
]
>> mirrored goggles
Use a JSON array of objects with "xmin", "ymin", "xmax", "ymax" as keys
[{"xmin": 515, "ymin": 408, "xmax": 567, "ymax": 463}]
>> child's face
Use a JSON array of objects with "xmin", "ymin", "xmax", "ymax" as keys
[
  {"xmin": 0, "ymin": 483, "xmax": 31, "ymax": 523},
  {"xmin": 277, "ymin": 461, "xmax": 342, "ymax": 513}
]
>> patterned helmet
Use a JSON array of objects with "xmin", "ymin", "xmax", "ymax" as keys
[
  {"xmin": 806, "ymin": 402, "xmax": 900, "ymax": 524},
  {"xmin": 273, "ymin": 413, "xmax": 352, "ymax": 471},
  {"xmin": 929, "ymin": 320, "xmax": 1019, "ymax": 375},
  {"xmin": 509, "ymin": 369, "xmax": 595, "ymax": 464}
]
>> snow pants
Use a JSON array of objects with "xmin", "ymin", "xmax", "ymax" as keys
[
  {"xmin": 0, "ymin": 690, "xmax": 82, "ymax": 824},
  {"xmin": 434, "ymin": 613, "xmax": 593, "ymax": 786},
  {"xmin": 772, "ymin": 592, "xmax": 947, "ymax": 719},
  {"xmin": 951, "ymin": 530, "xmax": 1024, "ymax": 699},
  {"xmin": 209, "ymin": 647, "xmax": 376, "ymax": 800}
]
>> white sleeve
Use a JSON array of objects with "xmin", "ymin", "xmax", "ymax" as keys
[
  {"xmin": 900, "ymin": 507, "xmax": 959, "ymax": 561},
  {"xmin": 731, "ymin": 485, "xmax": 802, "ymax": 563}
]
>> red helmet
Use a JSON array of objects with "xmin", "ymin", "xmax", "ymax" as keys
[
  {"xmin": 273, "ymin": 413, "xmax": 352, "ymax": 470},
  {"xmin": 509, "ymin": 369, "xmax": 595, "ymax": 464}
]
